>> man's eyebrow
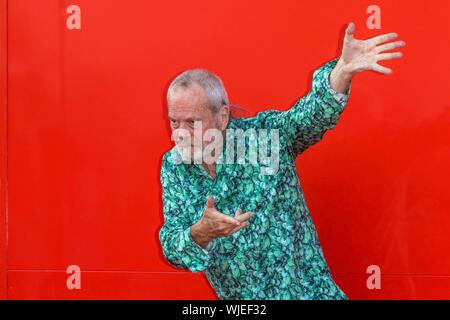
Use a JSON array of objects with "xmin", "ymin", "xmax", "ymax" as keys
[{"xmin": 169, "ymin": 116, "xmax": 201, "ymax": 122}]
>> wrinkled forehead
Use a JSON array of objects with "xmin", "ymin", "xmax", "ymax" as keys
[{"xmin": 167, "ymin": 84, "xmax": 213, "ymax": 120}]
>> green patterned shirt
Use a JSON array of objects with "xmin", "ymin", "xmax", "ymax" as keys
[{"xmin": 159, "ymin": 58, "xmax": 352, "ymax": 300}]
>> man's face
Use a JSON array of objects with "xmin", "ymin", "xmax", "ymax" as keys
[{"xmin": 167, "ymin": 83, "xmax": 223, "ymax": 162}]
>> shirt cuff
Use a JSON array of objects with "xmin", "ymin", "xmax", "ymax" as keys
[
  {"xmin": 324, "ymin": 59, "xmax": 352, "ymax": 106},
  {"xmin": 324, "ymin": 61, "xmax": 351, "ymax": 106},
  {"xmin": 180, "ymin": 227, "xmax": 216, "ymax": 272}
]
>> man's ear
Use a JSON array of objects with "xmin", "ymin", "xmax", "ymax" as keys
[{"xmin": 217, "ymin": 105, "xmax": 230, "ymax": 131}]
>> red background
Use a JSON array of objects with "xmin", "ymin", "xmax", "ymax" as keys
[{"xmin": 1, "ymin": 0, "xmax": 450, "ymax": 299}]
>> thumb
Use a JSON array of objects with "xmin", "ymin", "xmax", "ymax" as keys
[
  {"xmin": 205, "ymin": 195, "xmax": 215, "ymax": 209},
  {"xmin": 345, "ymin": 22, "xmax": 355, "ymax": 41}
]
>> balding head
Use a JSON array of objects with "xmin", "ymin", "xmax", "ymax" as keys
[{"xmin": 167, "ymin": 68, "xmax": 229, "ymax": 114}]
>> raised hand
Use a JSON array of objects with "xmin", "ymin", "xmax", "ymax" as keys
[
  {"xmin": 190, "ymin": 196, "xmax": 254, "ymax": 249},
  {"xmin": 330, "ymin": 22, "xmax": 406, "ymax": 93},
  {"xmin": 340, "ymin": 22, "xmax": 406, "ymax": 75}
]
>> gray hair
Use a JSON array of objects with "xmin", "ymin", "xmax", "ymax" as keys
[{"xmin": 167, "ymin": 68, "xmax": 232, "ymax": 114}]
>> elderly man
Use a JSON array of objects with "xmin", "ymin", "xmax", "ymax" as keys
[{"xmin": 159, "ymin": 23, "xmax": 405, "ymax": 299}]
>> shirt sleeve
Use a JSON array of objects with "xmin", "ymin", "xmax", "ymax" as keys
[
  {"xmin": 324, "ymin": 62, "xmax": 350, "ymax": 106},
  {"xmin": 158, "ymin": 153, "xmax": 216, "ymax": 272},
  {"xmin": 284, "ymin": 57, "xmax": 352, "ymax": 157},
  {"xmin": 243, "ymin": 57, "xmax": 352, "ymax": 158}
]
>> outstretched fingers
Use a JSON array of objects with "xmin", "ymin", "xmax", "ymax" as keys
[
  {"xmin": 372, "ymin": 63, "xmax": 393, "ymax": 75},
  {"xmin": 229, "ymin": 221, "xmax": 251, "ymax": 235},
  {"xmin": 372, "ymin": 50, "xmax": 404, "ymax": 74},
  {"xmin": 376, "ymin": 40, "xmax": 406, "ymax": 54},
  {"xmin": 218, "ymin": 211, "xmax": 241, "ymax": 226},
  {"xmin": 376, "ymin": 52, "xmax": 403, "ymax": 62},
  {"xmin": 234, "ymin": 208, "xmax": 254, "ymax": 222},
  {"xmin": 230, "ymin": 208, "xmax": 252, "ymax": 234},
  {"xmin": 226, "ymin": 208, "xmax": 254, "ymax": 235},
  {"xmin": 206, "ymin": 196, "xmax": 241, "ymax": 226},
  {"xmin": 369, "ymin": 32, "xmax": 398, "ymax": 46},
  {"xmin": 237, "ymin": 211, "xmax": 254, "ymax": 223}
]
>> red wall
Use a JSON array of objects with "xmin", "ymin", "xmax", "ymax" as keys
[
  {"xmin": 0, "ymin": 0, "xmax": 7, "ymax": 301},
  {"xmin": 2, "ymin": 0, "xmax": 450, "ymax": 299}
]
